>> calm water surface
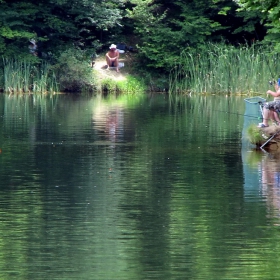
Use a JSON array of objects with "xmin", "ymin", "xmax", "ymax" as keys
[{"xmin": 0, "ymin": 93, "xmax": 279, "ymax": 279}]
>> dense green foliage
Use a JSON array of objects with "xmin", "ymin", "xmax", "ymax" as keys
[
  {"xmin": 0, "ymin": 0, "xmax": 266, "ymax": 62},
  {"xmin": 0, "ymin": 0, "xmax": 126, "ymax": 92},
  {"xmin": 126, "ymin": 0, "xmax": 265, "ymax": 69},
  {"xmin": 0, "ymin": 0, "xmax": 279, "ymax": 93},
  {"xmin": 0, "ymin": 0, "xmax": 125, "ymax": 57},
  {"xmin": 237, "ymin": 0, "xmax": 280, "ymax": 51},
  {"xmin": 52, "ymin": 48, "xmax": 95, "ymax": 92}
]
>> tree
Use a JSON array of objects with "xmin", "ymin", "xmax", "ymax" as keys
[
  {"xmin": 126, "ymin": 0, "xmax": 264, "ymax": 70},
  {"xmin": 0, "ymin": 0, "xmax": 126, "ymax": 58},
  {"xmin": 236, "ymin": 0, "xmax": 280, "ymax": 50}
]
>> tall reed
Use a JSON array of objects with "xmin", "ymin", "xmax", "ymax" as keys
[
  {"xmin": 169, "ymin": 43, "xmax": 280, "ymax": 95},
  {"xmin": 2, "ymin": 58, "xmax": 59, "ymax": 93}
]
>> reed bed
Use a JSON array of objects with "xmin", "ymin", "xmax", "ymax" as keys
[
  {"xmin": 1, "ymin": 59, "xmax": 59, "ymax": 93},
  {"xmin": 169, "ymin": 43, "xmax": 280, "ymax": 95}
]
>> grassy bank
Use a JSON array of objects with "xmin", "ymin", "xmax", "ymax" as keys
[{"xmin": 92, "ymin": 52, "xmax": 148, "ymax": 94}]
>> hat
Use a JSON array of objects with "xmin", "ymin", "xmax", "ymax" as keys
[
  {"xmin": 30, "ymin": 39, "xmax": 36, "ymax": 45},
  {"xmin": 109, "ymin": 44, "xmax": 117, "ymax": 49}
]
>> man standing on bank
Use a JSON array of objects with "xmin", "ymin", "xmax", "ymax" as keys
[
  {"xmin": 258, "ymin": 80, "xmax": 280, "ymax": 127},
  {"xmin": 106, "ymin": 44, "xmax": 120, "ymax": 72}
]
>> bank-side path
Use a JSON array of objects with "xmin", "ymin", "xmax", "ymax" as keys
[{"xmin": 92, "ymin": 54, "xmax": 130, "ymax": 85}]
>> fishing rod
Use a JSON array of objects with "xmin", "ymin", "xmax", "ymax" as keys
[
  {"xmin": 263, "ymin": 55, "xmax": 280, "ymax": 87},
  {"xmin": 215, "ymin": 110, "xmax": 262, "ymax": 120},
  {"xmin": 254, "ymin": 29, "xmax": 277, "ymax": 85},
  {"xmin": 264, "ymin": 55, "xmax": 275, "ymax": 83}
]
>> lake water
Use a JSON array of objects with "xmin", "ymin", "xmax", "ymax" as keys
[{"xmin": 0, "ymin": 93, "xmax": 279, "ymax": 279}]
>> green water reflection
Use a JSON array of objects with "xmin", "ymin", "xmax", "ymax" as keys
[{"xmin": 0, "ymin": 93, "xmax": 278, "ymax": 279}]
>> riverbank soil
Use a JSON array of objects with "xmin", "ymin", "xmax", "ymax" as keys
[
  {"xmin": 92, "ymin": 50, "xmax": 169, "ymax": 92},
  {"xmin": 252, "ymin": 125, "xmax": 280, "ymax": 150}
]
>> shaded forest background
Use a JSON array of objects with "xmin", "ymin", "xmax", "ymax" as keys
[{"xmin": 0, "ymin": 0, "xmax": 280, "ymax": 92}]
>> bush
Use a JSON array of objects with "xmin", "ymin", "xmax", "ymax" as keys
[
  {"xmin": 53, "ymin": 48, "xmax": 95, "ymax": 93},
  {"xmin": 101, "ymin": 75, "xmax": 146, "ymax": 94},
  {"xmin": 246, "ymin": 124, "xmax": 265, "ymax": 145}
]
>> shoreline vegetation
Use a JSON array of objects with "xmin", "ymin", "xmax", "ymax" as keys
[
  {"xmin": 1, "ymin": 0, "xmax": 280, "ymax": 97},
  {"xmin": 0, "ymin": 43, "xmax": 279, "ymax": 96},
  {"xmin": 169, "ymin": 43, "xmax": 280, "ymax": 96}
]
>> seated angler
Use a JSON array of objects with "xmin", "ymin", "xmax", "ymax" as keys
[
  {"xmin": 258, "ymin": 81, "xmax": 280, "ymax": 127},
  {"xmin": 105, "ymin": 44, "xmax": 120, "ymax": 72}
]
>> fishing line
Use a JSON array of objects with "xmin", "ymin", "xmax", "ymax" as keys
[{"xmin": 215, "ymin": 110, "xmax": 262, "ymax": 119}]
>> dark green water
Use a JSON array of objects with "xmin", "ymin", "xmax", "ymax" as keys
[{"xmin": 0, "ymin": 93, "xmax": 278, "ymax": 279}]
